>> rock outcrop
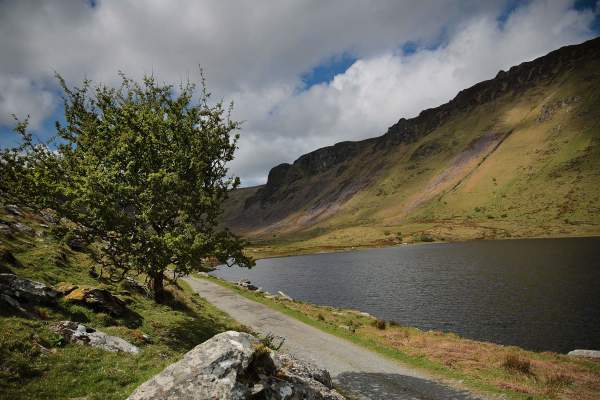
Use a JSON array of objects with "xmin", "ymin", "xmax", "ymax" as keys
[
  {"xmin": 0, "ymin": 273, "xmax": 58, "ymax": 304},
  {"xmin": 64, "ymin": 286, "xmax": 130, "ymax": 317},
  {"xmin": 52, "ymin": 321, "xmax": 139, "ymax": 354},
  {"xmin": 568, "ymin": 349, "xmax": 600, "ymax": 359},
  {"xmin": 0, "ymin": 273, "xmax": 58, "ymax": 318},
  {"xmin": 127, "ymin": 331, "xmax": 344, "ymax": 400}
]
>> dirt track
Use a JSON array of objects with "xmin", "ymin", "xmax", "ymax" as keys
[{"xmin": 185, "ymin": 276, "xmax": 486, "ymax": 400}]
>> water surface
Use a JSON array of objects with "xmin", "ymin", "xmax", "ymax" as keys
[{"xmin": 211, "ymin": 237, "xmax": 600, "ymax": 352}]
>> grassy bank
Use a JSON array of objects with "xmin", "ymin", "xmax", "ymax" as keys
[
  {"xmin": 0, "ymin": 209, "xmax": 245, "ymax": 400},
  {"xmin": 203, "ymin": 275, "xmax": 600, "ymax": 400}
]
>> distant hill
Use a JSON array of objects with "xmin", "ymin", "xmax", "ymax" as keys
[{"xmin": 224, "ymin": 37, "xmax": 600, "ymax": 252}]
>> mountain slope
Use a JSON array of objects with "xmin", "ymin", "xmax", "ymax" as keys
[{"xmin": 224, "ymin": 37, "xmax": 600, "ymax": 252}]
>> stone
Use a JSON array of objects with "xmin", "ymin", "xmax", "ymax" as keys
[
  {"xmin": 53, "ymin": 321, "xmax": 139, "ymax": 354},
  {"xmin": 127, "ymin": 331, "xmax": 344, "ymax": 400},
  {"xmin": 11, "ymin": 222, "xmax": 34, "ymax": 236},
  {"xmin": 5, "ymin": 204, "xmax": 22, "ymax": 216},
  {"xmin": 237, "ymin": 279, "xmax": 259, "ymax": 291},
  {"xmin": 277, "ymin": 291, "xmax": 293, "ymax": 301},
  {"xmin": 0, "ymin": 273, "xmax": 58, "ymax": 304},
  {"xmin": 0, "ymin": 293, "xmax": 37, "ymax": 318},
  {"xmin": 122, "ymin": 277, "xmax": 148, "ymax": 295},
  {"xmin": 39, "ymin": 209, "xmax": 57, "ymax": 223},
  {"xmin": 568, "ymin": 349, "xmax": 600, "ymax": 358},
  {"xmin": 67, "ymin": 236, "xmax": 87, "ymax": 251},
  {"xmin": 55, "ymin": 282, "xmax": 78, "ymax": 296},
  {"xmin": 64, "ymin": 286, "xmax": 130, "ymax": 316}
]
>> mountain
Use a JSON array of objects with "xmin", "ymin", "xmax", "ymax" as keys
[{"xmin": 223, "ymin": 37, "xmax": 600, "ymax": 252}]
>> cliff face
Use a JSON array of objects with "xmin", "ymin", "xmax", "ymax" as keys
[{"xmin": 225, "ymin": 37, "xmax": 600, "ymax": 242}]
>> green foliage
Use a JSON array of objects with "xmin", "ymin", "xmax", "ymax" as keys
[{"xmin": 1, "ymin": 73, "xmax": 254, "ymax": 299}]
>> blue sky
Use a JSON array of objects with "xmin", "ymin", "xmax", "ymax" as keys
[{"xmin": 1, "ymin": 0, "xmax": 599, "ymax": 185}]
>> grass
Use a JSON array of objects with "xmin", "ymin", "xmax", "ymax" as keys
[
  {"xmin": 0, "ymin": 209, "xmax": 244, "ymax": 400},
  {"xmin": 203, "ymin": 275, "xmax": 600, "ymax": 400}
]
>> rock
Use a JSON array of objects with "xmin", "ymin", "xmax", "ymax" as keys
[
  {"xmin": 11, "ymin": 222, "xmax": 34, "ymax": 236},
  {"xmin": 67, "ymin": 236, "xmax": 87, "ymax": 251},
  {"xmin": 53, "ymin": 321, "xmax": 139, "ymax": 354},
  {"xmin": 5, "ymin": 204, "xmax": 22, "ymax": 216},
  {"xmin": 88, "ymin": 266, "xmax": 99, "ymax": 278},
  {"xmin": 0, "ymin": 293, "xmax": 37, "ymax": 318},
  {"xmin": 568, "ymin": 349, "xmax": 600, "ymax": 358},
  {"xmin": 122, "ymin": 277, "xmax": 148, "ymax": 295},
  {"xmin": 0, "ymin": 221, "xmax": 11, "ymax": 236},
  {"xmin": 237, "ymin": 279, "xmax": 259, "ymax": 291},
  {"xmin": 0, "ymin": 273, "xmax": 58, "ymax": 304},
  {"xmin": 127, "ymin": 331, "xmax": 344, "ymax": 400},
  {"xmin": 64, "ymin": 286, "xmax": 130, "ymax": 316},
  {"xmin": 39, "ymin": 209, "xmax": 57, "ymax": 223},
  {"xmin": 55, "ymin": 282, "xmax": 78, "ymax": 296},
  {"xmin": 277, "ymin": 291, "xmax": 293, "ymax": 301}
]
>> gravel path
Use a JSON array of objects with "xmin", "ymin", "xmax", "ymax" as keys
[{"xmin": 185, "ymin": 277, "xmax": 487, "ymax": 400}]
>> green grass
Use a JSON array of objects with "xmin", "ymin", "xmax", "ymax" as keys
[{"xmin": 0, "ymin": 210, "xmax": 242, "ymax": 400}]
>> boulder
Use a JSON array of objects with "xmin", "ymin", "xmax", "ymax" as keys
[
  {"xmin": 568, "ymin": 349, "xmax": 600, "ymax": 358},
  {"xmin": 64, "ymin": 286, "xmax": 130, "ymax": 316},
  {"xmin": 237, "ymin": 279, "xmax": 259, "ymax": 291},
  {"xmin": 122, "ymin": 277, "xmax": 148, "ymax": 295},
  {"xmin": 11, "ymin": 222, "xmax": 34, "ymax": 236},
  {"xmin": 67, "ymin": 236, "xmax": 87, "ymax": 251},
  {"xmin": 0, "ymin": 273, "xmax": 58, "ymax": 304},
  {"xmin": 0, "ymin": 293, "xmax": 37, "ymax": 318},
  {"xmin": 39, "ymin": 209, "xmax": 57, "ymax": 223},
  {"xmin": 5, "ymin": 204, "xmax": 22, "ymax": 216},
  {"xmin": 277, "ymin": 291, "xmax": 293, "ymax": 301},
  {"xmin": 127, "ymin": 331, "xmax": 344, "ymax": 400},
  {"xmin": 55, "ymin": 282, "xmax": 78, "ymax": 296},
  {"xmin": 53, "ymin": 321, "xmax": 139, "ymax": 354}
]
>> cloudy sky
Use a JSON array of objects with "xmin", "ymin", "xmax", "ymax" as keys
[{"xmin": 1, "ymin": 0, "xmax": 599, "ymax": 186}]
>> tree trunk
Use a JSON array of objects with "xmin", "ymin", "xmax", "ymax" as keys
[{"xmin": 151, "ymin": 271, "xmax": 165, "ymax": 302}]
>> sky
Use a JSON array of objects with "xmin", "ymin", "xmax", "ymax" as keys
[{"xmin": 0, "ymin": 0, "xmax": 599, "ymax": 186}]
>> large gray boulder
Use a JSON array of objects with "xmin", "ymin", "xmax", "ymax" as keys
[
  {"xmin": 568, "ymin": 349, "xmax": 600, "ymax": 358},
  {"xmin": 53, "ymin": 321, "xmax": 139, "ymax": 354},
  {"xmin": 127, "ymin": 331, "xmax": 344, "ymax": 400},
  {"xmin": 0, "ymin": 273, "xmax": 58, "ymax": 304}
]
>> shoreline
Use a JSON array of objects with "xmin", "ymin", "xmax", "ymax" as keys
[
  {"xmin": 244, "ymin": 232, "xmax": 600, "ymax": 260},
  {"xmin": 200, "ymin": 274, "xmax": 600, "ymax": 400}
]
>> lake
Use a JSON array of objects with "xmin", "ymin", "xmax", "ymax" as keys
[{"xmin": 210, "ymin": 237, "xmax": 600, "ymax": 352}]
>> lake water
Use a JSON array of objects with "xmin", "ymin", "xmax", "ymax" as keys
[{"xmin": 210, "ymin": 237, "xmax": 600, "ymax": 352}]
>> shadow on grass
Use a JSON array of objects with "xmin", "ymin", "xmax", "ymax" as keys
[
  {"xmin": 161, "ymin": 311, "xmax": 231, "ymax": 353},
  {"xmin": 335, "ymin": 372, "xmax": 479, "ymax": 400}
]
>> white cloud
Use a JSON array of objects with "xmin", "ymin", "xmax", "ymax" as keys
[
  {"xmin": 0, "ymin": 0, "xmax": 597, "ymax": 185},
  {"xmin": 229, "ymin": 0, "xmax": 597, "ymax": 185},
  {"xmin": 0, "ymin": 76, "xmax": 55, "ymax": 128}
]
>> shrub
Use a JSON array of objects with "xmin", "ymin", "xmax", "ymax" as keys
[
  {"xmin": 317, "ymin": 313, "xmax": 325, "ymax": 321},
  {"xmin": 373, "ymin": 319, "xmax": 386, "ymax": 330},
  {"xmin": 502, "ymin": 354, "xmax": 532, "ymax": 374},
  {"xmin": 388, "ymin": 320, "xmax": 400, "ymax": 327},
  {"xmin": 419, "ymin": 234, "xmax": 435, "ymax": 242}
]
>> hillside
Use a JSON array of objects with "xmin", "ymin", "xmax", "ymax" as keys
[
  {"xmin": 0, "ymin": 206, "xmax": 244, "ymax": 399},
  {"xmin": 224, "ymin": 37, "xmax": 600, "ymax": 255}
]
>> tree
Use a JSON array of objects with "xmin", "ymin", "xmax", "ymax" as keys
[{"xmin": 0, "ymin": 73, "xmax": 254, "ymax": 300}]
